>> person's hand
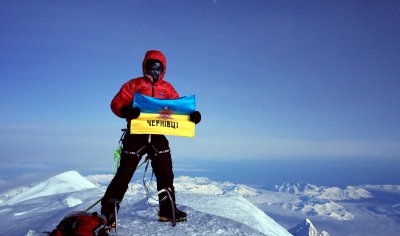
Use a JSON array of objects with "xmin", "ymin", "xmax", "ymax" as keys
[
  {"xmin": 121, "ymin": 106, "xmax": 140, "ymax": 119},
  {"xmin": 189, "ymin": 111, "xmax": 201, "ymax": 124}
]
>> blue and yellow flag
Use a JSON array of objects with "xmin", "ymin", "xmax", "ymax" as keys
[{"xmin": 130, "ymin": 93, "xmax": 196, "ymax": 137}]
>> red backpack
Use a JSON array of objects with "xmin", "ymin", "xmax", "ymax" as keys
[{"xmin": 49, "ymin": 211, "xmax": 109, "ymax": 236}]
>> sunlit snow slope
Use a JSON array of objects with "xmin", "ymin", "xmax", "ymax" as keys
[{"xmin": 0, "ymin": 171, "xmax": 292, "ymax": 236}]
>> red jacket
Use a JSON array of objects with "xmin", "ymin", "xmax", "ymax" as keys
[{"xmin": 111, "ymin": 50, "xmax": 179, "ymax": 118}]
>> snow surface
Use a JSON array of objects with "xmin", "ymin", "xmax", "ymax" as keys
[
  {"xmin": 4, "ymin": 172, "xmax": 399, "ymax": 235},
  {"xmin": 246, "ymin": 182, "xmax": 400, "ymax": 235},
  {"xmin": 0, "ymin": 185, "xmax": 32, "ymax": 204},
  {"xmin": 4, "ymin": 171, "xmax": 96, "ymax": 206},
  {"xmin": 0, "ymin": 171, "xmax": 292, "ymax": 236},
  {"xmin": 259, "ymin": 182, "xmax": 374, "ymax": 221},
  {"xmin": 248, "ymin": 188, "xmax": 353, "ymax": 221}
]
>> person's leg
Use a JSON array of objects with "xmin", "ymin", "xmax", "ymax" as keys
[
  {"xmin": 101, "ymin": 134, "xmax": 146, "ymax": 224},
  {"xmin": 150, "ymin": 135, "xmax": 186, "ymax": 222}
]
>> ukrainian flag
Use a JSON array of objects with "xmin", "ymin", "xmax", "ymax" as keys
[{"xmin": 130, "ymin": 93, "xmax": 196, "ymax": 137}]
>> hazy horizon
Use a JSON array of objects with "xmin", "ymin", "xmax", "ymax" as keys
[{"xmin": 1, "ymin": 157, "xmax": 400, "ymax": 193}]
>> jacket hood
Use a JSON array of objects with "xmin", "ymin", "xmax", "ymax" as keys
[{"xmin": 142, "ymin": 50, "xmax": 167, "ymax": 82}]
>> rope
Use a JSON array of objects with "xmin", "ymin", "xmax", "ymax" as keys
[
  {"xmin": 142, "ymin": 160, "xmax": 168, "ymax": 207},
  {"xmin": 165, "ymin": 189, "xmax": 176, "ymax": 227},
  {"xmin": 84, "ymin": 154, "xmax": 149, "ymax": 213},
  {"xmin": 83, "ymin": 198, "xmax": 102, "ymax": 213}
]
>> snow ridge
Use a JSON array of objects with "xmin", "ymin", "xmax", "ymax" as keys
[
  {"xmin": 4, "ymin": 171, "xmax": 96, "ymax": 205},
  {"xmin": 0, "ymin": 185, "xmax": 32, "ymax": 205}
]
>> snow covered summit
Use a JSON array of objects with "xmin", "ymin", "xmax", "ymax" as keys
[{"xmin": 0, "ymin": 171, "xmax": 292, "ymax": 236}]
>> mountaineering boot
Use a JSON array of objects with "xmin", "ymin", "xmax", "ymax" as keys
[
  {"xmin": 101, "ymin": 199, "xmax": 121, "ymax": 229},
  {"xmin": 102, "ymin": 212, "xmax": 116, "ymax": 228},
  {"xmin": 158, "ymin": 187, "xmax": 187, "ymax": 222},
  {"xmin": 104, "ymin": 221, "xmax": 116, "ymax": 234},
  {"xmin": 158, "ymin": 208, "xmax": 187, "ymax": 222}
]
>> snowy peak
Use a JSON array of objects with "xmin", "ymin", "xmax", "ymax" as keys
[
  {"xmin": 289, "ymin": 218, "xmax": 330, "ymax": 236},
  {"xmin": 274, "ymin": 182, "xmax": 314, "ymax": 195},
  {"xmin": 289, "ymin": 218, "xmax": 318, "ymax": 236},
  {"xmin": 4, "ymin": 171, "xmax": 96, "ymax": 205}
]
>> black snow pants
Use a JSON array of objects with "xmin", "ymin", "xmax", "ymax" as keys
[{"xmin": 101, "ymin": 133, "xmax": 174, "ymax": 220}]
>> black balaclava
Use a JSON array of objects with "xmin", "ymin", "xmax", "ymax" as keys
[{"xmin": 145, "ymin": 59, "xmax": 163, "ymax": 83}]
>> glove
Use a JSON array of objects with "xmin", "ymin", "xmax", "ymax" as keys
[
  {"xmin": 120, "ymin": 106, "xmax": 140, "ymax": 119},
  {"xmin": 189, "ymin": 111, "xmax": 201, "ymax": 124}
]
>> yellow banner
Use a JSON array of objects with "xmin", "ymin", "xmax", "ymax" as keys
[{"xmin": 130, "ymin": 113, "xmax": 195, "ymax": 138}]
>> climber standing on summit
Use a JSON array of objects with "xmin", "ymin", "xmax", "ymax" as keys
[{"xmin": 101, "ymin": 50, "xmax": 201, "ymax": 226}]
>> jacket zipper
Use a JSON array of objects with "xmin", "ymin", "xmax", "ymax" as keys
[{"xmin": 149, "ymin": 82, "xmax": 155, "ymax": 143}]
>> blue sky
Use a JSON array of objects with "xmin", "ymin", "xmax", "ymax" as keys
[{"xmin": 1, "ymin": 0, "xmax": 400, "ymax": 189}]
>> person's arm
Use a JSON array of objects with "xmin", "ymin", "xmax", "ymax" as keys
[
  {"xmin": 169, "ymin": 85, "xmax": 180, "ymax": 99},
  {"xmin": 110, "ymin": 80, "xmax": 136, "ymax": 118}
]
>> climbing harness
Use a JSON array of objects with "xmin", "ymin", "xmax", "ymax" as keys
[{"xmin": 85, "ymin": 129, "xmax": 176, "ymax": 228}]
